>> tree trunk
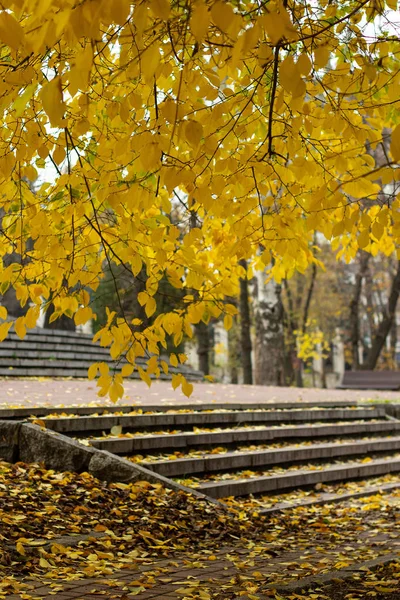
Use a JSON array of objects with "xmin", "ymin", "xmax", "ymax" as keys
[
  {"xmin": 363, "ymin": 260, "xmax": 400, "ymax": 370},
  {"xmin": 390, "ymin": 316, "xmax": 397, "ymax": 369},
  {"xmin": 282, "ymin": 279, "xmax": 297, "ymax": 386},
  {"xmin": 302, "ymin": 262, "xmax": 317, "ymax": 332},
  {"xmin": 364, "ymin": 263, "xmax": 376, "ymax": 346},
  {"xmin": 239, "ymin": 259, "xmax": 253, "ymax": 384},
  {"xmin": 253, "ymin": 268, "xmax": 284, "ymax": 386},
  {"xmin": 228, "ymin": 314, "xmax": 239, "ymax": 384},
  {"xmin": 195, "ymin": 320, "xmax": 210, "ymax": 375},
  {"xmin": 349, "ymin": 251, "xmax": 370, "ymax": 370}
]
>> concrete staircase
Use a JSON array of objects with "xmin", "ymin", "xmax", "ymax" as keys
[
  {"xmin": 18, "ymin": 400, "xmax": 400, "ymax": 502},
  {"xmin": 0, "ymin": 328, "xmax": 202, "ymax": 380}
]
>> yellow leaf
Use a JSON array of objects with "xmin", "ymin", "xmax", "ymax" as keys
[
  {"xmin": 0, "ymin": 11, "xmax": 25, "ymax": 50},
  {"xmin": 280, "ymin": 56, "xmax": 305, "ymax": 98},
  {"xmin": 150, "ymin": 0, "xmax": 171, "ymax": 20},
  {"xmin": 138, "ymin": 291, "xmax": 149, "ymax": 306},
  {"xmin": 87, "ymin": 553, "xmax": 98, "ymax": 562},
  {"xmin": 190, "ymin": 2, "xmax": 210, "ymax": 41},
  {"xmin": 39, "ymin": 77, "xmax": 65, "ymax": 127},
  {"xmin": 171, "ymin": 373, "xmax": 182, "ymax": 390},
  {"xmin": 181, "ymin": 377, "xmax": 193, "ymax": 397},
  {"xmin": 160, "ymin": 360, "xmax": 169, "ymax": 374},
  {"xmin": 39, "ymin": 557, "xmax": 51, "ymax": 569},
  {"xmin": 129, "ymin": 588, "xmax": 146, "ymax": 596},
  {"xmin": 145, "ymin": 296, "xmax": 157, "ymax": 318},
  {"xmin": 121, "ymin": 364, "xmax": 134, "ymax": 377},
  {"xmin": 314, "ymin": 45, "xmax": 330, "ymax": 69},
  {"xmin": 372, "ymin": 220, "xmax": 384, "ymax": 240},
  {"xmin": 0, "ymin": 321, "xmax": 12, "ymax": 342},
  {"xmin": 109, "ymin": 381, "xmax": 124, "ymax": 403},
  {"xmin": 261, "ymin": 10, "xmax": 295, "ymax": 46},
  {"xmin": 185, "ymin": 120, "xmax": 203, "ymax": 148},
  {"xmin": 69, "ymin": 44, "xmax": 93, "ymax": 96},
  {"xmin": 25, "ymin": 306, "xmax": 39, "ymax": 329},
  {"xmin": 138, "ymin": 366, "xmax": 152, "ymax": 387},
  {"xmin": 342, "ymin": 179, "xmax": 381, "ymax": 199},
  {"xmin": 211, "ymin": 2, "xmax": 235, "ymax": 34},
  {"xmin": 16, "ymin": 542, "xmax": 25, "ymax": 556},
  {"xmin": 14, "ymin": 317, "xmax": 26, "ymax": 340},
  {"xmin": 109, "ymin": 0, "xmax": 131, "ymax": 25},
  {"xmin": 224, "ymin": 314, "xmax": 233, "ymax": 331},
  {"xmin": 130, "ymin": 254, "xmax": 142, "ymax": 277},
  {"xmin": 170, "ymin": 353, "xmax": 178, "ymax": 367},
  {"xmin": 0, "ymin": 306, "xmax": 7, "ymax": 320},
  {"xmin": 74, "ymin": 307, "xmax": 93, "ymax": 325},
  {"xmin": 391, "ymin": 123, "xmax": 400, "ymax": 162},
  {"xmin": 297, "ymin": 53, "xmax": 312, "ymax": 75},
  {"xmin": 358, "ymin": 230, "xmax": 370, "ymax": 249},
  {"xmin": 88, "ymin": 363, "xmax": 99, "ymax": 380},
  {"xmin": 13, "ymin": 83, "xmax": 38, "ymax": 118},
  {"xmin": 49, "ymin": 310, "xmax": 61, "ymax": 324},
  {"xmin": 110, "ymin": 424, "xmax": 123, "ymax": 435},
  {"xmin": 141, "ymin": 44, "xmax": 160, "ymax": 82},
  {"xmin": 99, "ymin": 362, "xmax": 109, "ymax": 376}
]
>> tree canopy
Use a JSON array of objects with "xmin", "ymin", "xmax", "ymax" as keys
[{"xmin": 0, "ymin": 0, "xmax": 399, "ymax": 399}]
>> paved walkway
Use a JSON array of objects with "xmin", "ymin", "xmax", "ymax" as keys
[
  {"xmin": 3, "ymin": 522, "xmax": 400, "ymax": 599},
  {"xmin": 0, "ymin": 379, "xmax": 399, "ymax": 409}
]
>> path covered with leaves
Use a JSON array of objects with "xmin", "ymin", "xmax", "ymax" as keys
[{"xmin": 2, "ymin": 460, "xmax": 400, "ymax": 599}]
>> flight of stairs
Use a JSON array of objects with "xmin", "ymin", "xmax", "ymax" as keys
[
  {"xmin": 0, "ymin": 328, "xmax": 202, "ymax": 380},
  {"xmin": 16, "ymin": 400, "xmax": 400, "ymax": 504}
]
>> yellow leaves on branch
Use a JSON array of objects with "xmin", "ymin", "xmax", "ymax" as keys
[{"xmin": 0, "ymin": 0, "xmax": 398, "ymax": 400}]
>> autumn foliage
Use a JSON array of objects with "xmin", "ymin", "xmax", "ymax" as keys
[{"xmin": 0, "ymin": 0, "xmax": 399, "ymax": 398}]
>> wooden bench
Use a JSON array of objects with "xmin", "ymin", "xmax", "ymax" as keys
[{"xmin": 338, "ymin": 370, "xmax": 400, "ymax": 390}]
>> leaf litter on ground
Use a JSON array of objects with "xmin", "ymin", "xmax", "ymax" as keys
[{"xmin": 2, "ymin": 461, "xmax": 400, "ymax": 599}]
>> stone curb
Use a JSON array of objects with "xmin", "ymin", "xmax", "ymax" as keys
[
  {"xmin": 267, "ymin": 551, "xmax": 400, "ymax": 593},
  {"xmin": 0, "ymin": 419, "xmax": 22, "ymax": 462},
  {"xmin": 0, "ymin": 420, "xmax": 225, "ymax": 508}
]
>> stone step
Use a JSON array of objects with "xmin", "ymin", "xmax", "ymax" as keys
[
  {"xmin": 196, "ymin": 456, "xmax": 400, "ymax": 498},
  {"xmin": 0, "ymin": 366, "xmax": 147, "ymax": 378},
  {"xmin": 89, "ymin": 420, "xmax": 400, "ymax": 454},
  {"xmin": 0, "ymin": 350, "xmax": 117, "ymax": 361},
  {"xmin": 145, "ymin": 436, "xmax": 400, "ymax": 477},
  {"xmin": 0, "ymin": 401, "xmax": 364, "ymax": 419},
  {"xmin": 7, "ymin": 328, "xmax": 92, "ymax": 341},
  {"xmin": 0, "ymin": 367, "xmax": 201, "ymax": 381},
  {"xmin": 0, "ymin": 343, "xmax": 110, "ymax": 354},
  {"xmin": 41, "ymin": 407, "xmax": 386, "ymax": 434},
  {"xmin": 0, "ymin": 351, "xmax": 201, "ymax": 376},
  {"xmin": 6, "ymin": 334, "xmax": 94, "ymax": 347}
]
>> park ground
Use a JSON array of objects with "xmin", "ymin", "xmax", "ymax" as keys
[
  {"xmin": 2, "ymin": 379, "xmax": 400, "ymax": 409},
  {"xmin": 2, "ymin": 380, "xmax": 400, "ymax": 599}
]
